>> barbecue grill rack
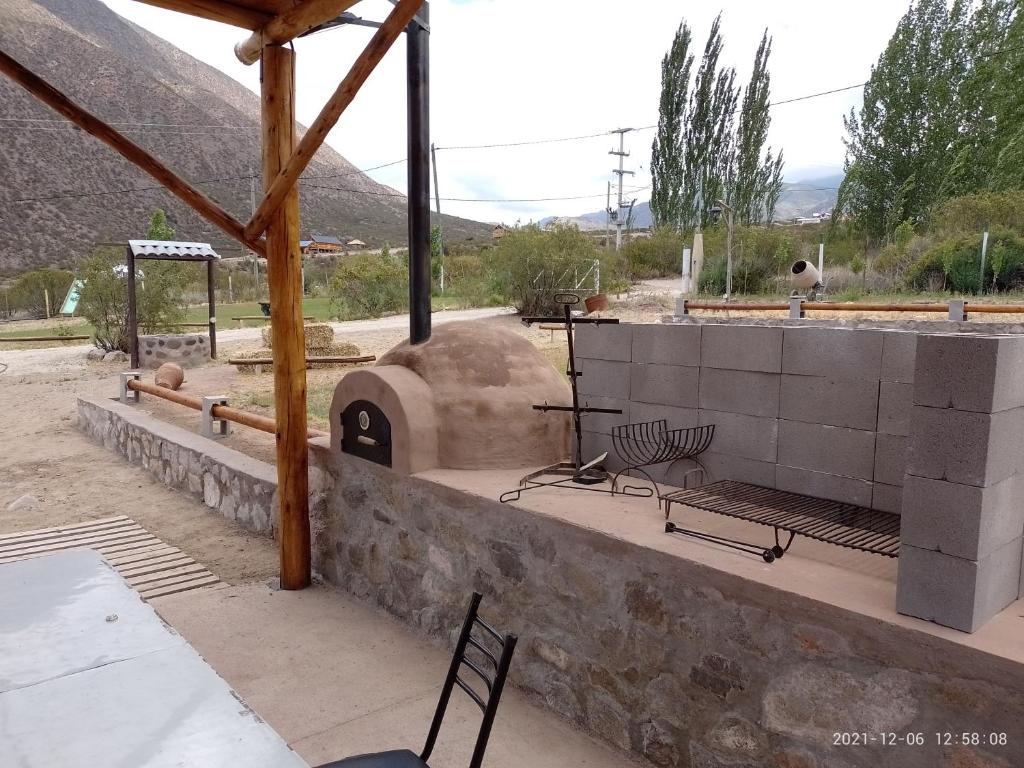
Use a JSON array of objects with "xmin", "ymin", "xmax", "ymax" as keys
[
  {"xmin": 662, "ymin": 480, "xmax": 901, "ymax": 563},
  {"xmin": 610, "ymin": 421, "xmax": 715, "ymax": 503}
]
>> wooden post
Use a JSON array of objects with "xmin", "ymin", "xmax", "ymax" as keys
[
  {"xmin": 262, "ymin": 45, "xmax": 310, "ymax": 590},
  {"xmin": 207, "ymin": 257, "xmax": 217, "ymax": 359},
  {"xmin": 127, "ymin": 245, "xmax": 139, "ymax": 368}
]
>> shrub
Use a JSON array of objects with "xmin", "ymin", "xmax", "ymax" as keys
[
  {"xmin": 904, "ymin": 228, "xmax": 1024, "ymax": 293},
  {"xmin": 933, "ymin": 191, "xmax": 1024, "ymax": 237},
  {"xmin": 622, "ymin": 227, "xmax": 687, "ymax": 279},
  {"xmin": 8, "ymin": 267, "xmax": 74, "ymax": 318},
  {"xmin": 329, "ymin": 252, "xmax": 409, "ymax": 320},
  {"xmin": 698, "ymin": 225, "xmax": 795, "ymax": 296},
  {"xmin": 482, "ymin": 223, "xmax": 617, "ymax": 315},
  {"xmin": 78, "ymin": 249, "xmax": 186, "ymax": 351}
]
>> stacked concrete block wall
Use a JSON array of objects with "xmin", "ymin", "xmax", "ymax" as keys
[
  {"xmin": 575, "ymin": 322, "xmax": 916, "ymax": 512},
  {"xmin": 310, "ymin": 447, "xmax": 1024, "ymax": 768},
  {"xmin": 77, "ymin": 396, "xmax": 278, "ymax": 536},
  {"xmin": 896, "ymin": 334, "xmax": 1024, "ymax": 632}
]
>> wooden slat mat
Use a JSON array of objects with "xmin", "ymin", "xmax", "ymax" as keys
[{"xmin": 0, "ymin": 516, "xmax": 222, "ymax": 600}]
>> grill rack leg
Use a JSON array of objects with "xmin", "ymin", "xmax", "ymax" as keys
[{"xmin": 665, "ymin": 521, "xmax": 777, "ymax": 563}]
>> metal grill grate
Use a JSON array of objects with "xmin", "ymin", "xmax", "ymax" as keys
[{"xmin": 662, "ymin": 480, "xmax": 901, "ymax": 558}]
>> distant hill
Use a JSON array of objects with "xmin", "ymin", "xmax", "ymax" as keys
[
  {"xmin": 541, "ymin": 173, "xmax": 843, "ymax": 230},
  {"xmin": 0, "ymin": 0, "xmax": 490, "ymax": 274}
]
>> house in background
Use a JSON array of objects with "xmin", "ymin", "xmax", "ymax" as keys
[
  {"xmin": 346, "ymin": 239, "xmax": 367, "ymax": 250},
  {"xmin": 299, "ymin": 234, "xmax": 344, "ymax": 255},
  {"xmin": 492, "ymin": 224, "xmax": 508, "ymax": 240}
]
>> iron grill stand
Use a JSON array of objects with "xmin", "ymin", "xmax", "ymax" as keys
[{"xmin": 500, "ymin": 295, "xmax": 652, "ymax": 504}]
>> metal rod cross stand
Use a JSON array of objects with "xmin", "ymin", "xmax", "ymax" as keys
[{"xmin": 500, "ymin": 294, "xmax": 652, "ymax": 503}]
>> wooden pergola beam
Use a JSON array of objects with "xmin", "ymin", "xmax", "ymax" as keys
[
  {"xmin": 244, "ymin": 0, "xmax": 423, "ymax": 241},
  {"xmin": 132, "ymin": 0, "xmax": 271, "ymax": 29},
  {"xmin": 0, "ymin": 48, "xmax": 264, "ymax": 255},
  {"xmin": 234, "ymin": 0, "xmax": 363, "ymax": 65}
]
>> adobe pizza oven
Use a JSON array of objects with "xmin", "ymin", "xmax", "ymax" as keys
[{"xmin": 329, "ymin": 321, "xmax": 572, "ymax": 473}]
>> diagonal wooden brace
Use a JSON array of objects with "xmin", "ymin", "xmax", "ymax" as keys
[
  {"xmin": 243, "ymin": 0, "xmax": 424, "ymax": 242},
  {"xmin": 0, "ymin": 47, "xmax": 264, "ymax": 255}
]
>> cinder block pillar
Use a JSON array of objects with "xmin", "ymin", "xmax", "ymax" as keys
[{"xmin": 897, "ymin": 333, "xmax": 1024, "ymax": 632}]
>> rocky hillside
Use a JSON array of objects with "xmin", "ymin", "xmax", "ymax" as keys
[{"xmin": 0, "ymin": 0, "xmax": 489, "ymax": 274}]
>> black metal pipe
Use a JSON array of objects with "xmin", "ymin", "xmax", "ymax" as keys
[
  {"xmin": 206, "ymin": 258, "xmax": 217, "ymax": 359},
  {"xmin": 126, "ymin": 245, "xmax": 138, "ymax": 368},
  {"xmin": 406, "ymin": 4, "xmax": 431, "ymax": 344}
]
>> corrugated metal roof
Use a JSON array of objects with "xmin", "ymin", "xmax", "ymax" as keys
[
  {"xmin": 128, "ymin": 240, "xmax": 221, "ymax": 260},
  {"xmin": 310, "ymin": 234, "xmax": 343, "ymax": 246}
]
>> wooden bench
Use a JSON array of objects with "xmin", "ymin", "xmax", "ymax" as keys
[
  {"xmin": 661, "ymin": 480, "xmax": 900, "ymax": 563},
  {"xmin": 232, "ymin": 315, "xmax": 315, "ymax": 327}
]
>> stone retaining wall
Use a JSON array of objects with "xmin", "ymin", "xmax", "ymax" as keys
[
  {"xmin": 310, "ymin": 446, "xmax": 1024, "ymax": 768},
  {"xmin": 77, "ymin": 396, "xmax": 277, "ymax": 536},
  {"xmin": 138, "ymin": 334, "xmax": 210, "ymax": 369}
]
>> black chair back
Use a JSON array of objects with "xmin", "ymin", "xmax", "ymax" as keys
[{"xmin": 420, "ymin": 593, "xmax": 518, "ymax": 768}]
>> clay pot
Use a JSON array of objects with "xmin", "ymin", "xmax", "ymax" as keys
[
  {"xmin": 155, "ymin": 362, "xmax": 185, "ymax": 390},
  {"xmin": 584, "ymin": 294, "xmax": 609, "ymax": 314}
]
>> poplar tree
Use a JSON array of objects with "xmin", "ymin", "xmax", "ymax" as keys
[
  {"xmin": 733, "ymin": 30, "xmax": 782, "ymax": 225},
  {"xmin": 651, "ymin": 22, "xmax": 694, "ymax": 228}
]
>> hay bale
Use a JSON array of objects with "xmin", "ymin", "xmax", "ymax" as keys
[
  {"xmin": 232, "ymin": 347, "xmax": 274, "ymax": 374},
  {"xmin": 259, "ymin": 323, "xmax": 334, "ymax": 352}
]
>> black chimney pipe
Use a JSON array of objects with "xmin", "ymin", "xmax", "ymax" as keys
[{"xmin": 406, "ymin": 3, "xmax": 431, "ymax": 344}]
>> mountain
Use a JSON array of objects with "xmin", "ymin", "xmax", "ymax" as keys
[
  {"xmin": 541, "ymin": 173, "xmax": 843, "ymax": 230},
  {"xmin": 0, "ymin": 0, "xmax": 489, "ymax": 274}
]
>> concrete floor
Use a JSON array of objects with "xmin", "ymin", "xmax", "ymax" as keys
[{"xmin": 153, "ymin": 582, "xmax": 639, "ymax": 768}]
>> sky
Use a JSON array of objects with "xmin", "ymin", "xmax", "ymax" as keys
[{"xmin": 101, "ymin": 0, "xmax": 909, "ymax": 225}]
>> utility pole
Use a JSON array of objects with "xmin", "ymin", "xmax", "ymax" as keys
[
  {"xmin": 431, "ymin": 142, "xmax": 444, "ymax": 293},
  {"xmin": 249, "ymin": 165, "xmax": 259, "ymax": 298},
  {"xmin": 609, "ymin": 128, "xmax": 635, "ymax": 251}
]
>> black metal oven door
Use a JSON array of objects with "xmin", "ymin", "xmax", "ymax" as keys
[{"xmin": 341, "ymin": 400, "xmax": 392, "ymax": 467}]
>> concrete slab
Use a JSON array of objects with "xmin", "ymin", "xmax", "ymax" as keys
[
  {"xmin": 896, "ymin": 538, "xmax": 1023, "ymax": 633},
  {"xmin": 576, "ymin": 358, "xmax": 631, "ymax": 400},
  {"xmin": 779, "ymin": 374, "xmax": 879, "ymax": 431},
  {"xmin": 697, "ymin": 409, "xmax": 778, "ymax": 463},
  {"xmin": 775, "ymin": 464, "xmax": 874, "ymax": 507},
  {"xmin": 880, "ymin": 331, "xmax": 917, "ymax": 383},
  {"xmin": 913, "ymin": 333, "xmax": 1024, "ymax": 413},
  {"xmin": 900, "ymin": 474, "xmax": 1024, "ymax": 561},
  {"xmin": 698, "ymin": 368, "xmax": 780, "ymax": 418},
  {"xmin": 777, "ymin": 420, "xmax": 876, "ymax": 481},
  {"xmin": 873, "ymin": 433, "xmax": 908, "ymax": 487},
  {"xmin": 629, "ymin": 363, "xmax": 699, "ymax": 408},
  {"xmin": 782, "ymin": 327, "xmax": 884, "ymax": 380},
  {"xmin": 153, "ymin": 584, "xmax": 639, "ymax": 768},
  {"xmin": 877, "ymin": 381, "xmax": 913, "ymax": 436},
  {"xmin": 700, "ymin": 324, "xmax": 783, "ymax": 373},
  {"xmin": 573, "ymin": 323, "xmax": 633, "ymax": 362},
  {"xmin": 906, "ymin": 405, "xmax": 1024, "ymax": 487},
  {"xmin": 631, "ymin": 323, "xmax": 700, "ymax": 366}
]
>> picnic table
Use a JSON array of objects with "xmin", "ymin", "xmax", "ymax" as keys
[{"xmin": 0, "ymin": 549, "xmax": 309, "ymax": 768}]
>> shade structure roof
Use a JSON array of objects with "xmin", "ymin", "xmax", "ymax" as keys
[
  {"xmin": 128, "ymin": 240, "xmax": 221, "ymax": 260},
  {"xmin": 132, "ymin": 1, "xmax": 364, "ymax": 31}
]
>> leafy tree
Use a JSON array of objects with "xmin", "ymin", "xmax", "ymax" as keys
[
  {"xmin": 651, "ymin": 22, "xmax": 694, "ymax": 228},
  {"xmin": 146, "ymin": 208, "xmax": 176, "ymax": 241},
  {"xmin": 733, "ymin": 30, "xmax": 783, "ymax": 225},
  {"xmin": 78, "ymin": 248, "xmax": 186, "ymax": 351}
]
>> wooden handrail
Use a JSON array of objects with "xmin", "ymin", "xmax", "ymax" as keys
[
  {"xmin": 680, "ymin": 300, "xmax": 1024, "ymax": 314},
  {"xmin": 126, "ymin": 378, "xmax": 328, "ymax": 439},
  {"xmin": 0, "ymin": 335, "xmax": 90, "ymax": 342}
]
